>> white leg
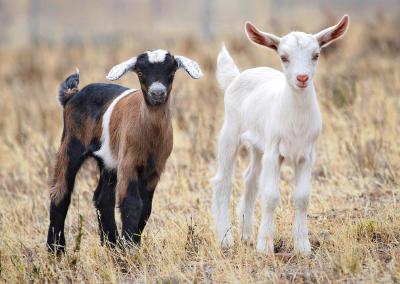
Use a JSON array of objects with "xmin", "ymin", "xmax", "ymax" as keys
[
  {"xmin": 236, "ymin": 147, "xmax": 262, "ymax": 242},
  {"xmin": 211, "ymin": 123, "xmax": 239, "ymax": 247},
  {"xmin": 292, "ymin": 151, "xmax": 314, "ymax": 255},
  {"xmin": 256, "ymin": 149, "xmax": 281, "ymax": 254}
]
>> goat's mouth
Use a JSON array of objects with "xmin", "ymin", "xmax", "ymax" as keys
[
  {"xmin": 147, "ymin": 95, "xmax": 168, "ymax": 106},
  {"xmin": 296, "ymin": 83, "xmax": 308, "ymax": 89}
]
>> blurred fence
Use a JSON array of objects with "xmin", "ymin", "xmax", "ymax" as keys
[{"xmin": 0, "ymin": 0, "xmax": 398, "ymax": 47}]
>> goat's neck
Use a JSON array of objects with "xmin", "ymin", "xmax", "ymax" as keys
[
  {"xmin": 281, "ymin": 81, "xmax": 318, "ymax": 110},
  {"xmin": 140, "ymin": 98, "xmax": 171, "ymax": 129}
]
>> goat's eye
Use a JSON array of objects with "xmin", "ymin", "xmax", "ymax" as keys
[
  {"xmin": 312, "ymin": 54, "xmax": 319, "ymax": 61},
  {"xmin": 137, "ymin": 72, "xmax": 143, "ymax": 78},
  {"xmin": 280, "ymin": 56, "xmax": 289, "ymax": 63}
]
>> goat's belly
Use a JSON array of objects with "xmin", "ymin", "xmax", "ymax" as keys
[
  {"xmin": 278, "ymin": 140, "xmax": 312, "ymax": 164},
  {"xmin": 241, "ymin": 131, "xmax": 264, "ymax": 152}
]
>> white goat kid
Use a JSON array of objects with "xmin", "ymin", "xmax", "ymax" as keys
[{"xmin": 212, "ymin": 15, "xmax": 349, "ymax": 254}]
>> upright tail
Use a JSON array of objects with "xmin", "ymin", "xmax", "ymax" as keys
[
  {"xmin": 58, "ymin": 68, "xmax": 80, "ymax": 107},
  {"xmin": 216, "ymin": 45, "xmax": 240, "ymax": 91}
]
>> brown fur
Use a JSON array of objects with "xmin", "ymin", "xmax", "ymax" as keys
[
  {"xmin": 50, "ymin": 89, "xmax": 173, "ymax": 204},
  {"xmin": 109, "ymin": 90, "xmax": 173, "ymax": 202},
  {"xmin": 50, "ymin": 101, "xmax": 111, "ymax": 204}
]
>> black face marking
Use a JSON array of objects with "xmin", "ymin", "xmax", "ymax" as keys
[{"xmin": 134, "ymin": 52, "xmax": 178, "ymax": 106}]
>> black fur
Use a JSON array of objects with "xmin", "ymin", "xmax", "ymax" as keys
[
  {"xmin": 93, "ymin": 168, "xmax": 118, "ymax": 247},
  {"xmin": 47, "ymin": 137, "xmax": 86, "ymax": 254},
  {"xmin": 138, "ymin": 186, "xmax": 154, "ymax": 235},
  {"xmin": 118, "ymin": 158, "xmax": 157, "ymax": 247},
  {"xmin": 120, "ymin": 180, "xmax": 143, "ymax": 245},
  {"xmin": 69, "ymin": 83, "xmax": 129, "ymax": 123},
  {"xmin": 58, "ymin": 71, "xmax": 80, "ymax": 106},
  {"xmin": 134, "ymin": 52, "xmax": 178, "ymax": 106},
  {"xmin": 49, "ymin": 64, "xmax": 169, "ymax": 252}
]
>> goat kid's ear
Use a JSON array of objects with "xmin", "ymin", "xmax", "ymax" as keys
[
  {"xmin": 175, "ymin": 56, "xmax": 203, "ymax": 79},
  {"xmin": 245, "ymin": 21, "xmax": 280, "ymax": 51},
  {"xmin": 106, "ymin": 57, "xmax": 137, "ymax": 81},
  {"xmin": 314, "ymin": 15, "xmax": 350, "ymax": 48}
]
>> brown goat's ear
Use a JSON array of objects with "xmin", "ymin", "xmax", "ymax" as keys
[
  {"xmin": 245, "ymin": 21, "xmax": 280, "ymax": 51},
  {"xmin": 106, "ymin": 57, "xmax": 137, "ymax": 81},
  {"xmin": 175, "ymin": 56, "xmax": 203, "ymax": 79},
  {"xmin": 314, "ymin": 15, "xmax": 350, "ymax": 48}
]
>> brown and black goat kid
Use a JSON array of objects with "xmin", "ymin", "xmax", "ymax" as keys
[{"xmin": 47, "ymin": 50, "xmax": 202, "ymax": 254}]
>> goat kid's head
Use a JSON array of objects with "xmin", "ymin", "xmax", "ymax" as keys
[
  {"xmin": 107, "ymin": 49, "xmax": 202, "ymax": 106},
  {"xmin": 245, "ymin": 15, "xmax": 349, "ymax": 91}
]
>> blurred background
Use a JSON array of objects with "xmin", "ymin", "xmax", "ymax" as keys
[
  {"xmin": 0, "ymin": 0, "xmax": 399, "ymax": 47},
  {"xmin": 0, "ymin": 1, "xmax": 400, "ymax": 282}
]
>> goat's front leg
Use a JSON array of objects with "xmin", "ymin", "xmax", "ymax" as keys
[
  {"xmin": 293, "ymin": 150, "xmax": 314, "ymax": 255},
  {"xmin": 137, "ymin": 175, "xmax": 158, "ymax": 235},
  {"xmin": 93, "ymin": 169, "xmax": 118, "ymax": 247},
  {"xmin": 117, "ymin": 167, "xmax": 143, "ymax": 247},
  {"xmin": 256, "ymin": 148, "xmax": 281, "ymax": 254}
]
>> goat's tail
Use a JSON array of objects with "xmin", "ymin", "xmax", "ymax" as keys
[
  {"xmin": 58, "ymin": 68, "xmax": 80, "ymax": 107},
  {"xmin": 216, "ymin": 44, "xmax": 240, "ymax": 91}
]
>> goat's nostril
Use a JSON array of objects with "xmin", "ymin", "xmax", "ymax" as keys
[
  {"xmin": 296, "ymin": 74, "xmax": 309, "ymax": 83},
  {"xmin": 151, "ymin": 90, "xmax": 165, "ymax": 96}
]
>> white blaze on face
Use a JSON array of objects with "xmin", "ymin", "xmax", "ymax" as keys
[
  {"xmin": 146, "ymin": 49, "xmax": 168, "ymax": 64},
  {"xmin": 94, "ymin": 89, "xmax": 136, "ymax": 169}
]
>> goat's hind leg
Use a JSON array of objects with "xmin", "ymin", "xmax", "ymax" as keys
[
  {"xmin": 211, "ymin": 122, "xmax": 239, "ymax": 247},
  {"xmin": 47, "ymin": 138, "xmax": 86, "ymax": 254},
  {"xmin": 236, "ymin": 146, "xmax": 262, "ymax": 242},
  {"xmin": 93, "ymin": 168, "xmax": 118, "ymax": 248},
  {"xmin": 256, "ymin": 148, "xmax": 281, "ymax": 254}
]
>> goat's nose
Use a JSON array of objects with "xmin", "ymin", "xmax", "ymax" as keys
[
  {"xmin": 296, "ymin": 74, "xmax": 309, "ymax": 83},
  {"xmin": 151, "ymin": 89, "xmax": 166, "ymax": 97}
]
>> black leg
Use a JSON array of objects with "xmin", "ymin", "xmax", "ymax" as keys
[
  {"xmin": 93, "ymin": 169, "xmax": 118, "ymax": 247},
  {"xmin": 138, "ymin": 188, "xmax": 154, "ymax": 235},
  {"xmin": 47, "ymin": 195, "xmax": 72, "ymax": 254},
  {"xmin": 120, "ymin": 180, "xmax": 143, "ymax": 246},
  {"xmin": 47, "ymin": 138, "xmax": 85, "ymax": 254}
]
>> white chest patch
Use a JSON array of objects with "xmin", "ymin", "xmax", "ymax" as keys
[
  {"xmin": 146, "ymin": 49, "xmax": 168, "ymax": 63},
  {"xmin": 94, "ymin": 89, "xmax": 136, "ymax": 169}
]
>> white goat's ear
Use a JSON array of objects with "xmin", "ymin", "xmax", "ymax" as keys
[
  {"xmin": 245, "ymin": 21, "xmax": 280, "ymax": 51},
  {"xmin": 314, "ymin": 15, "xmax": 350, "ymax": 48},
  {"xmin": 175, "ymin": 56, "xmax": 203, "ymax": 79},
  {"xmin": 106, "ymin": 57, "xmax": 137, "ymax": 81}
]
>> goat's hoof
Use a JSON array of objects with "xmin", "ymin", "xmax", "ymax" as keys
[
  {"xmin": 238, "ymin": 223, "xmax": 253, "ymax": 243},
  {"xmin": 47, "ymin": 243, "xmax": 66, "ymax": 255},
  {"xmin": 256, "ymin": 238, "xmax": 274, "ymax": 254},
  {"xmin": 294, "ymin": 239, "xmax": 311, "ymax": 255},
  {"xmin": 219, "ymin": 233, "xmax": 234, "ymax": 248}
]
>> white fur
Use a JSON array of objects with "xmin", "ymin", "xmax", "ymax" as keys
[
  {"xmin": 212, "ymin": 16, "xmax": 349, "ymax": 255},
  {"xmin": 175, "ymin": 55, "xmax": 203, "ymax": 79},
  {"xmin": 106, "ymin": 57, "xmax": 137, "ymax": 81},
  {"xmin": 147, "ymin": 49, "xmax": 168, "ymax": 63},
  {"xmin": 94, "ymin": 89, "xmax": 136, "ymax": 169}
]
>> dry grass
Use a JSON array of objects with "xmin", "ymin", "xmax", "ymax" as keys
[{"xmin": 0, "ymin": 17, "xmax": 400, "ymax": 283}]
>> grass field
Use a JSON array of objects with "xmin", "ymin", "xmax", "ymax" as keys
[{"xmin": 0, "ymin": 16, "xmax": 399, "ymax": 283}]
